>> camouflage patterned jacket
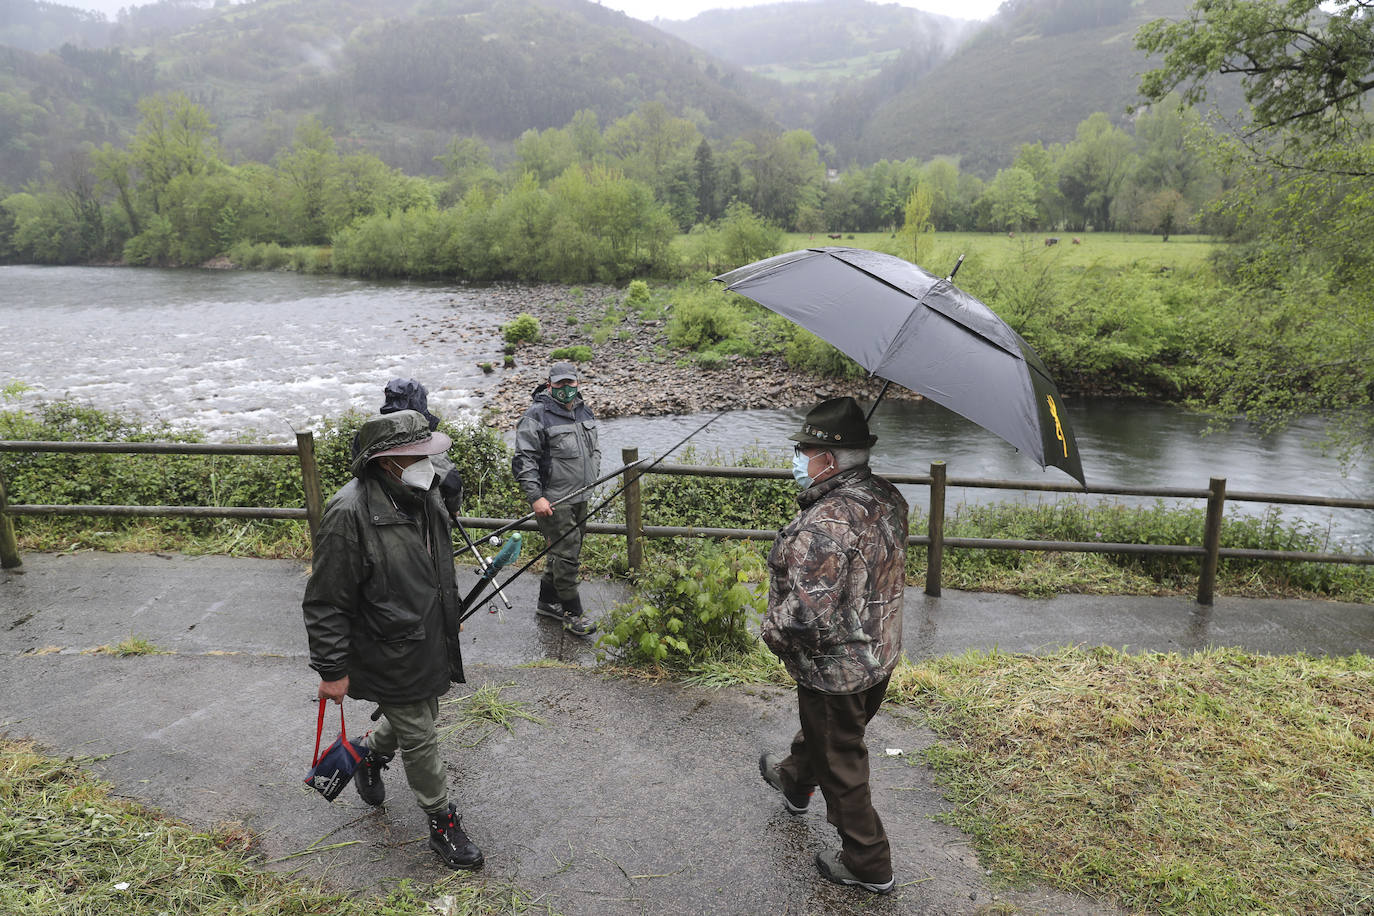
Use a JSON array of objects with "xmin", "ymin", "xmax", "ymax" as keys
[{"xmin": 762, "ymin": 466, "xmax": 909, "ymax": 694}]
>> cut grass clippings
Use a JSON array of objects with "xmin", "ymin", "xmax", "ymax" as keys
[
  {"xmin": 888, "ymin": 647, "xmax": 1374, "ymax": 915},
  {"xmin": 438, "ymin": 683, "xmax": 547, "ymax": 747},
  {"xmin": 0, "ymin": 738, "xmax": 560, "ymax": 915}
]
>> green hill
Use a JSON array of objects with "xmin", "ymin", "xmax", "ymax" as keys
[
  {"xmin": 824, "ymin": 0, "xmax": 1210, "ymax": 173},
  {"xmin": 0, "ymin": 0, "xmax": 791, "ymax": 186},
  {"xmin": 655, "ymin": 0, "xmax": 976, "ymax": 124}
]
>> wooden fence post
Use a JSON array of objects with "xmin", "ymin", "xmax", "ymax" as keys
[
  {"xmin": 622, "ymin": 447, "xmax": 643, "ymax": 573},
  {"xmin": 925, "ymin": 460, "xmax": 946, "ymax": 596},
  {"xmin": 296, "ymin": 431, "xmax": 324, "ymax": 551},
  {"xmin": 1198, "ymin": 476, "xmax": 1226, "ymax": 605},
  {"xmin": 0, "ymin": 472, "xmax": 21, "ymax": 569}
]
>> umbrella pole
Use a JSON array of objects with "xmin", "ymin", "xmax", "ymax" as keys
[{"xmin": 865, "ymin": 379, "xmax": 891, "ymax": 422}]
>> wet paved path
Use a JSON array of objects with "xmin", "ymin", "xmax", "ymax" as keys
[{"xmin": 3, "ymin": 552, "xmax": 1370, "ymax": 914}]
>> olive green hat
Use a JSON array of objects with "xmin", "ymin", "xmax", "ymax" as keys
[
  {"xmin": 350, "ymin": 410, "xmax": 452, "ymax": 477},
  {"xmin": 788, "ymin": 396, "xmax": 878, "ymax": 448}
]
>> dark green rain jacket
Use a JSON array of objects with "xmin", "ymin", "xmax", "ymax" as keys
[{"xmin": 302, "ymin": 414, "xmax": 464, "ymax": 703}]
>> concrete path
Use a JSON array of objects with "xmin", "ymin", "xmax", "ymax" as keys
[{"xmin": 3, "ymin": 552, "xmax": 1371, "ymax": 915}]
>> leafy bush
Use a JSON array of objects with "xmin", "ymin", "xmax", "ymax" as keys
[
  {"xmin": 502, "ymin": 313, "xmax": 541, "ymax": 346},
  {"xmin": 781, "ymin": 326, "xmax": 864, "ymax": 378},
  {"xmin": 640, "ymin": 446, "xmax": 795, "ymax": 532},
  {"xmin": 665, "ymin": 285, "xmax": 749, "ymax": 351},
  {"xmin": 624, "ymin": 279, "xmax": 650, "ymax": 305},
  {"xmin": 0, "ymin": 401, "xmax": 526, "ymax": 556},
  {"xmin": 599, "ymin": 541, "xmax": 766, "ymax": 669},
  {"xmin": 549, "ymin": 345, "xmax": 593, "ymax": 363}
]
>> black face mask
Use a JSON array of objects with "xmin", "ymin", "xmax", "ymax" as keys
[{"xmin": 550, "ymin": 385, "xmax": 578, "ymax": 405}]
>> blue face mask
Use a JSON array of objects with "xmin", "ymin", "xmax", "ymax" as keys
[{"xmin": 791, "ymin": 448, "xmax": 814, "ymax": 488}]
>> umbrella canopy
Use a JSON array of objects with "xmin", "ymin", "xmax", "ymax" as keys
[{"xmin": 715, "ymin": 247, "xmax": 1085, "ymax": 485}]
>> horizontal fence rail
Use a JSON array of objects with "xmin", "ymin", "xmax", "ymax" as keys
[
  {"xmin": 0, "ymin": 436, "xmax": 325, "ymax": 569},
  {"xmin": 2, "ymin": 441, "xmax": 1371, "ymax": 605}
]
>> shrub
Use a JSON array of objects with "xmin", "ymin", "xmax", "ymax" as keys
[
  {"xmin": 502, "ymin": 313, "xmax": 541, "ymax": 346},
  {"xmin": 625, "ymin": 279, "xmax": 651, "ymax": 304},
  {"xmin": 599, "ymin": 541, "xmax": 766, "ymax": 669},
  {"xmin": 549, "ymin": 345, "xmax": 593, "ymax": 363},
  {"xmin": 666, "ymin": 285, "xmax": 746, "ymax": 351}
]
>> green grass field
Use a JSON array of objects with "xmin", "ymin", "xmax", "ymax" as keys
[{"xmin": 782, "ymin": 230, "xmax": 1222, "ymax": 272}]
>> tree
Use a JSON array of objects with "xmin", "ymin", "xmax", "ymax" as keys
[
  {"xmin": 1137, "ymin": 0, "xmax": 1374, "ymax": 163},
  {"xmin": 982, "ymin": 167, "xmax": 1039, "ymax": 232},
  {"xmin": 1134, "ymin": 0, "xmax": 1374, "ymax": 454},
  {"xmin": 900, "ymin": 182, "xmax": 934, "ymax": 262},
  {"xmin": 1057, "ymin": 113, "xmax": 1136, "ymax": 230},
  {"xmin": 127, "ymin": 93, "xmax": 221, "ymax": 217},
  {"xmin": 275, "ymin": 116, "xmax": 337, "ymax": 244},
  {"xmin": 1140, "ymin": 188, "xmax": 1190, "ymax": 240}
]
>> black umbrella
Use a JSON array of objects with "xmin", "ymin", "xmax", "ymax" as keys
[{"xmin": 715, "ymin": 247, "xmax": 1085, "ymax": 486}]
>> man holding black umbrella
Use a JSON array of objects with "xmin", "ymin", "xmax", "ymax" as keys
[{"xmin": 758, "ymin": 396, "xmax": 909, "ymax": 895}]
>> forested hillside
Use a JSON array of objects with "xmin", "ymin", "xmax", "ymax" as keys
[
  {"xmin": 654, "ymin": 0, "xmax": 976, "ymax": 122},
  {"xmin": 0, "ymin": 0, "xmax": 791, "ymax": 186},
  {"xmin": 819, "ymin": 0, "xmax": 1212, "ymax": 171}
]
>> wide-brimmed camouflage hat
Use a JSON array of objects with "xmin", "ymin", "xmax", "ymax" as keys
[
  {"xmin": 788, "ymin": 396, "xmax": 878, "ymax": 448},
  {"xmin": 350, "ymin": 410, "xmax": 452, "ymax": 477}
]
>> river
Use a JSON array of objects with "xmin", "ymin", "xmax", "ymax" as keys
[{"xmin": 2, "ymin": 266, "xmax": 1370, "ymax": 550}]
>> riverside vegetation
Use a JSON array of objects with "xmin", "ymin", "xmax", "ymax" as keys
[{"xmin": 5, "ymin": 319, "xmax": 1372, "ymax": 916}]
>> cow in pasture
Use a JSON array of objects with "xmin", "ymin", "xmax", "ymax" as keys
[
  {"xmin": 827, "ymin": 233, "xmax": 842, "ymax": 239},
  {"xmin": 1045, "ymin": 237, "xmax": 1059, "ymax": 247},
  {"xmin": 1072, "ymin": 237, "xmax": 1081, "ymax": 245}
]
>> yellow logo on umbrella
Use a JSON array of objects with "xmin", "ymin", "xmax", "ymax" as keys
[{"xmin": 1046, "ymin": 395, "xmax": 1068, "ymax": 458}]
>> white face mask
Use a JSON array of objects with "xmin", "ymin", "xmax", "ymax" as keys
[{"xmin": 390, "ymin": 456, "xmax": 435, "ymax": 491}]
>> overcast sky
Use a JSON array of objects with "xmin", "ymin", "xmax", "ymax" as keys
[{"xmin": 71, "ymin": 0, "xmax": 1004, "ymax": 23}]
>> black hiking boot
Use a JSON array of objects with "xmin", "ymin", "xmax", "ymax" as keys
[
  {"xmin": 354, "ymin": 742, "xmax": 392, "ymax": 807},
  {"xmin": 815, "ymin": 849, "xmax": 894, "ymax": 894},
  {"xmin": 536, "ymin": 579, "xmax": 563, "ymax": 618},
  {"xmin": 759, "ymin": 752, "xmax": 814, "ymax": 814},
  {"xmin": 559, "ymin": 594, "xmax": 597, "ymax": 638},
  {"xmin": 428, "ymin": 803, "xmax": 484, "ymax": 870}
]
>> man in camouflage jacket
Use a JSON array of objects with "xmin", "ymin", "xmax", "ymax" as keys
[{"xmin": 759, "ymin": 396, "xmax": 909, "ymax": 895}]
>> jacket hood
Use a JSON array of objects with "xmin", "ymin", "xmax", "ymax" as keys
[{"xmin": 380, "ymin": 378, "xmax": 440, "ymax": 430}]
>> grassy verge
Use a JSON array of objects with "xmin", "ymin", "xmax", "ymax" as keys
[
  {"xmin": 0, "ymin": 739, "xmax": 559, "ymax": 915},
  {"xmin": 887, "ymin": 648, "xmax": 1374, "ymax": 915}
]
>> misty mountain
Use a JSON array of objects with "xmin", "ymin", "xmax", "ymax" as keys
[
  {"xmin": 653, "ymin": 0, "xmax": 978, "ymax": 125},
  {"xmin": 822, "ymin": 0, "xmax": 1214, "ymax": 172},
  {"xmin": 0, "ymin": 0, "xmax": 793, "ymax": 184}
]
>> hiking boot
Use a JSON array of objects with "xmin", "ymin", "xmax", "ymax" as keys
[
  {"xmin": 354, "ymin": 743, "xmax": 392, "ymax": 807},
  {"xmin": 758, "ymin": 752, "xmax": 813, "ymax": 814},
  {"xmin": 559, "ymin": 595, "xmax": 597, "ymax": 638},
  {"xmin": 563, "ymin": 614, "xmax": 597, "ymax": 637},
  {"xmin": 427, "ymin": 803, "xmax": 484, "ymax": 870},
  {"xmin": 536, "ymin": 580, "xmax": 563, "ymax": 619},
  {"xmin": 815, "ymin": 849, "xmax": 894, "ymax": 894}
]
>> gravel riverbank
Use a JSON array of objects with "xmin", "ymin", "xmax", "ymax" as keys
[{"xmin": 435, "ymin": 282, "xmax": 921, "ymax": 426}]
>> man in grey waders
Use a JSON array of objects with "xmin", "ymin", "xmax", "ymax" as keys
[
  {"xmin": 303, "ymin": 409, "xmax": 482, "ymax": 870},
  {"xmin": 512, "ymin": 362, "xmax": 601, "ymax": 637}
]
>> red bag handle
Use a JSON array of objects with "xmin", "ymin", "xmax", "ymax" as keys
[{"xmin": 312, "ymin": 698, "xmax": 361, "ymax": 766}]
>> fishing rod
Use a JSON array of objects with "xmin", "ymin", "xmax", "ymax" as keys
[
  {"xmin": 456, "ymin": 531, "xmax": 522, "ymax": 618},
  {"xmin": 454, "ymin": 519, "xmax": 513, "ymax": 612},
  {"xmin": 459, "ymin": 409, "xmax": 728, "ymax": 622},
  {"xmin": 455, "ymin": 455, "xmax": 652, "ymax": 551}
]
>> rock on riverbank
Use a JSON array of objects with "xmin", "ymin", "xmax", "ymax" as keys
[{"xmin": 435, "ymin": 283, "xmax": 919, "ymax": 428}]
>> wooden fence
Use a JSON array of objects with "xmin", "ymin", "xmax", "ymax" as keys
[
  {"xmin": 2, "ymin": 441, "xmax": 1371, "ymax": 606},
  {"xmin": 0, "ymin": 436, "xmax": 325, "ymax": 569}
]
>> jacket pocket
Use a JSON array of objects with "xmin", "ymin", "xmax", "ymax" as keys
[{"xmin": 548, "ymin": 427, "xmax": 581, "ymax": 458}]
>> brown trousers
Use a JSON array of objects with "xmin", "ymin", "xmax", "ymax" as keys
[{"xmin": 778, "ymin": 676, "xmax": 892, "ymax": 883}]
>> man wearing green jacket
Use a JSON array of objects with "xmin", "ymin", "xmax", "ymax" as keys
[{"xmin": 302, "ymin": 409, "xmax": 482, "ymax": 871}]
